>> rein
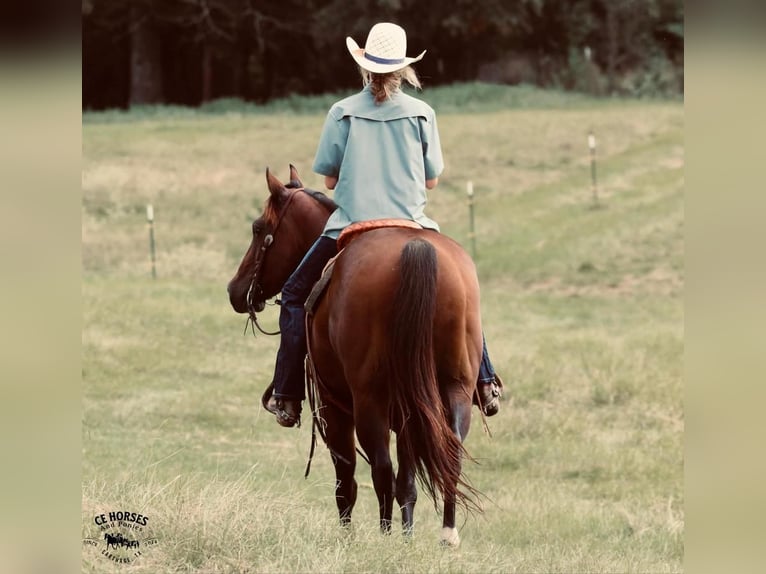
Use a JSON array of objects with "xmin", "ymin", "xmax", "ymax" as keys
[
  {"xmin": 244, "ymin": 187, "xmax": 337, "ymax": 337},
  {"xmin": 244, "ymin": 188, "xmax": 302, "ymax": 337}
]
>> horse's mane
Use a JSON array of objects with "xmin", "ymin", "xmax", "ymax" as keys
[
  {"xmin": 302, "ymin": 188, "xmax": 338, "ymax": 213},
  {"xmin": 262, "ymin": 184, "xmax": 337, "ymax": 229}
]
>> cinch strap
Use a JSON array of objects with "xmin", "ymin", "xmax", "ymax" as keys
[{"xmin": 364, "ymin": 52, "xmax": 405, "ymax": 65}]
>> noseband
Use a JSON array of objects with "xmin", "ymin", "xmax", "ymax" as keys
[{"xmin": 245, "ymin": 188, "xmax": 302, "ymax": 336}]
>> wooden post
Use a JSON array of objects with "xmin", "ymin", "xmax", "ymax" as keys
[
  {"xmin": 147, "ymin": 204, "xmax": 156, "ymax": 279},
  {"xmin": 467, "ymin": 181, "xmax": 477, "ymax": 259},
  {"xmin": 589, "ymin": 131, "xmax": 599, "ymax": 206}
]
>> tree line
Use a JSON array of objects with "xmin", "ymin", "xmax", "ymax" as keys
[{"xmin": 82, "ymin": 0, "xmax": 683, "ymax": 110}]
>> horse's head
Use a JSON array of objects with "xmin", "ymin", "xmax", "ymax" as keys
[{"xmin": 227, "ymin": 165, "xmax": 333, "ymax": 315}]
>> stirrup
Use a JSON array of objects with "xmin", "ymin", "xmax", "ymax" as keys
[
  {"xmin": 274, "ymin": 398, "xmax": 301, "ymax": 428},
  {"xmin": 261, "ymin": 382, "xmax": 276, "ymax": 413},
  {"xmin": 261, "ymin": 383, "xmax": 301, "ymax": 427},
  {"xmin": 476, "ymin": 374, "xmax": 503, "ymax": 417}
]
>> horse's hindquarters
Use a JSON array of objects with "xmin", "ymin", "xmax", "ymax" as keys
[{"xmin": 312, "ymin": 229, "xmax": 483, "ymax": 522}]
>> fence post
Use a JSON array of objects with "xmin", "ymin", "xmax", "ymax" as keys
[
  {"xmin": 467, "ymin": 181, "xmax": 477, "ymax": 259},
  {"xmin": 147, "ymin": 204, "xmax": 157, "ymax": 279},
  {"xmin": 589, "ymin": 131, "xmax": 599, "ymax": 207}
]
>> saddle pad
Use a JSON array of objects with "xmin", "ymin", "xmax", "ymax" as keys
[{"xmin": 337, "ymin": 218, "xmax": 422, "ymax": 251}]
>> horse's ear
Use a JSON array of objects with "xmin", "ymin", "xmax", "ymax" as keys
[
  {"xmin": 266, "ymin": 167, "xmax": 288, "ymax": 204},
  {"xmin": 288, "ymin": 164, "xmax": 303, "ymax": 187}
]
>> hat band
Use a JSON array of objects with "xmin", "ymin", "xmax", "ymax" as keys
[{"xmin": 364, "ymin": 52, "xmax": 405, "ymax": 65}]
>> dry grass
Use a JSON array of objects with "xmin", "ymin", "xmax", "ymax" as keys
[{"xmin": 82, "ymin": 86, "xmax": 683, "ymax": 572}]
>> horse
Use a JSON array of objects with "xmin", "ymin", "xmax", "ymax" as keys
[
  {"xmin": 104, "ymin": 532, "xmax": 121, "ymax": 550},
  {"xmin": 228, "ymin": 165, "xmax": 484, "ymax": 546}
]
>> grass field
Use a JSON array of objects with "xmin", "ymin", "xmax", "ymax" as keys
[{"xmin": 81, "ymin": 83, "xmax": 684, "ymax": 573}]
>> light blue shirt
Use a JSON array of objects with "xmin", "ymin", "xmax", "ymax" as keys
[{"xmin": 312, "ymin": 85, "xmax": 444, "ymax": 239}]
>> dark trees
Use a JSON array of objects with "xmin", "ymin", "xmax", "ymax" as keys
[{"xmin": 82, "ymin": 0, "xmax": 683, "ymax": 109}]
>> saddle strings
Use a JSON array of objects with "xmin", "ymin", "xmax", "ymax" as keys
[{"xmin": 473, "ymin": 387, "xmax": 493, "ymax": 437}]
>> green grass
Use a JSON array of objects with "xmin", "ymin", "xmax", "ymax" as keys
[
  {"xmin": 82, "ymin": 84, "xmax": 683, "ymax": 572},
  {"xmin": 82, "ymin": 81, "xmax": 660, "ymax": 124}
]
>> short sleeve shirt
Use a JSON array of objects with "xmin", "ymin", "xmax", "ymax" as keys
[{"xmin": 312, "ymin": 85, "xmax": 444, "ymax": 239}]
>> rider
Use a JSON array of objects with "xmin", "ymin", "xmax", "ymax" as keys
[{"xmin": 265, "ymin": 22, "xmax": 503, "ymax": 427}]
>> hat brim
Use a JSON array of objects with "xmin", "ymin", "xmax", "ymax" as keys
[{"xmin": 346, "ymin": 37, "xmax": 425, "ymax": 74}]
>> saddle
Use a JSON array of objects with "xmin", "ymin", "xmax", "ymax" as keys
[{"xmin": 304, "ymin": 219, "xmax": 422, "ymax": 315}]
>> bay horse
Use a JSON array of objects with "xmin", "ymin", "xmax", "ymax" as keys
[{"xmin": 228, "ymin": 166, "xmax": 484, "ymax": 545}]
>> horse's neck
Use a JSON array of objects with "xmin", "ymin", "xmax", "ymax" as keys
[{"xmin": 296, "ymin": 194, "xmax": 332, "ymax": 251}]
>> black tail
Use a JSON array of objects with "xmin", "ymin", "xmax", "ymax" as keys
[{"xmin": 386, "ymin": 238, "xmax": 479, "ymax": 510}]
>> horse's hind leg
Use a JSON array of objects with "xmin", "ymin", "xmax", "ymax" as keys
[
  {"xmin": 395, "ymin": 432, "xmax": 417, "ymax": 537},
  {"xmin": 441, "ymin": 393, "xmax": 473, "ymax": 547},
  {"xmin": 355, "ymin": 406, "xmax": 394, "ymax": 533},
  {"xmin": 325, "ymin": 404, "xmax": 358, "ymax": 526}
]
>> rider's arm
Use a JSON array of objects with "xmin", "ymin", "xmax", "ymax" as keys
[
  {"xmin": 325, "ymin": 176, "xmax": 338, "ymax": 190},
  {"xmin": 426, "ymin": 177, "xmax": 439, "ymax": 189}
]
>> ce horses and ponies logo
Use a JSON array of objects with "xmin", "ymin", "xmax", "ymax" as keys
[{"xmin": 82, "ymin": 510, "xmax": 159, "ymax": 564}]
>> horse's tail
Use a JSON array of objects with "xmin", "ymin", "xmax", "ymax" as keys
[{"xmin": 387, "ymin": 238, "xmax": 478, "ymax": 510}]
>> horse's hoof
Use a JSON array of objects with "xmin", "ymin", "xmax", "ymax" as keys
[{"xmin": 439, "ymin": 527, "xmax": 460, "ymax": 547}]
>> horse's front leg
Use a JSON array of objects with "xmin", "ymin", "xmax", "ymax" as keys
[{"xmin": 324, "ymin": 404, "xmax": 358, "ymax": 526}]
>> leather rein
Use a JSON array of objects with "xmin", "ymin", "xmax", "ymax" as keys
[
  {"xmin": 244, "ymin": 188, "xmax": 302, "ymax": 337},
  {"xmin": 244, "ymin": 187, "xmax": 337, "ymax": 337}
]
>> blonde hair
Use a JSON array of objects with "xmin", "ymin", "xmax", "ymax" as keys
[{"xmin": 359, "ymin": 66, "xmax": 422, "ymax": 104}]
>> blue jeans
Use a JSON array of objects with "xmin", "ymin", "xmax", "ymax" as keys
[
  {"xmin": 478, "ymin": 335, "xmax": 496, "ymax": 384},
  {"xmin": 272, "ymin": 236, "xmax": 339, "ymax": 400},
  {"xmin": 271, "ymin": 236, "xmax": 498, "ymax": 399}
]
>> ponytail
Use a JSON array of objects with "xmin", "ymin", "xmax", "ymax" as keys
[{"xmin": 359, "ymin": 66, "xmax": 422, "ymax": 104}]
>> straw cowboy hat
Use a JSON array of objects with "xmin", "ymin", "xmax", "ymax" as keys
[{"xmin": 346, "ymin": 22, "xmax": 426, "ymax": 74}]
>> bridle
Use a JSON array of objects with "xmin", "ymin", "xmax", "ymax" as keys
[{"xmin": 244, "ymin": 187, "xmax": 302, "ymax": 336}]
